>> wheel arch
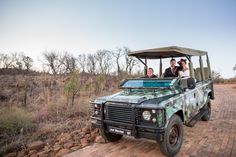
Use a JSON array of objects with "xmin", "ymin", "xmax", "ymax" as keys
[
  {"xmin": 175, "ymin": 110, "xmax": 184, "ymax": 122},
  {"xmin": 165, "ymin": 107, "xmax": 184, "ymax": 128}
]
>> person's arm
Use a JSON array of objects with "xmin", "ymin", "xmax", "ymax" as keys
[{"xmin": 178, "ymin": 71, "xmax": 183, "ymax": 78}]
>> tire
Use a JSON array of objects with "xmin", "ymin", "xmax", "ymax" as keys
[
  {"xmin": 99, "ymin": 129, "xmax": 123, "ymax": 142},
  {"xmin": 201, "ymin": 100, "xmax": 211, "ymax": 121},
  {"xmin": 160, "ymin": 114, "xmax": 183, "ymax": 157}
]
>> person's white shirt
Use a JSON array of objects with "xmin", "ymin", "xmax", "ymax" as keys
[{"xmin": 179, "ymin": 69, "xmax": 189, "ymax": 77}]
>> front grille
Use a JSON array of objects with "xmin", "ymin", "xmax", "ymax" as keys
[{"xmin": 105, "ymin": 104, "xmax": 133, "ymax": 124}]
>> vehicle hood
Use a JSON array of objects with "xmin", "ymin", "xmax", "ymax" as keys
[{"xmin": 94, "ymin": 89, "xmax": 178, "ymax": 104}]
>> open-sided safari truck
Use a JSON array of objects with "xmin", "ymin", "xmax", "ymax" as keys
[{"xmin": 90, "ymin": 46, "xmax": 214, "ymax": 157}]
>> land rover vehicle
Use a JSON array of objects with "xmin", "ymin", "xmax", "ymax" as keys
[{"xmin": 90, "ymin": 46, "xmax": 214, "ymax": 157}]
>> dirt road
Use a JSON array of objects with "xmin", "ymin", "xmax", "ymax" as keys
[{"xmin": 65, "ymin": 84, "xmax": 236, "ymax": 157}]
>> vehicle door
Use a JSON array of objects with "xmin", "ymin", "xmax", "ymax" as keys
[{"xmin": 182, "ymin": 88, "xmax": 199, "ymax": 120}]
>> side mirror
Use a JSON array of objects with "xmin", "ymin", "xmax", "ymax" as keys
[{"xmin": 179, "ymin": 77, "xmax": 196, "ymax": 90}]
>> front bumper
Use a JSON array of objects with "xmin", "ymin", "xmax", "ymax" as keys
[{"xmin": 91, "ymin": 116, "xmax": 165, "ymax": 141}]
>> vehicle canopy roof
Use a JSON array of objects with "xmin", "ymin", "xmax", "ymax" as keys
[{"xmin": 128, "ymin": 46, "xmax": 207, "ymax": 59}]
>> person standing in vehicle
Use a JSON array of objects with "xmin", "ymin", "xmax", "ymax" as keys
[
  {"xmin": 178, "ymin": 58, "xmax": 189, "ymax": 77},
  {"xmin": 164, "ymin": 58, "xmax": 178, "ymax": 77}
]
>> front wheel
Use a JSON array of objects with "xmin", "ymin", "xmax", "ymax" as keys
[
  {"xmin": 99, "ymin": 129, "xmax": 123, "ymax": 142},
  {"xmin": 159, "ymin": 114, "xmax": 183, "ymax": 157}
]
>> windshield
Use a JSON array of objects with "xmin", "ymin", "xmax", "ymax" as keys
[{"xmin": 120, "ymin": 79, "xmax": 173, "ymax": 88}]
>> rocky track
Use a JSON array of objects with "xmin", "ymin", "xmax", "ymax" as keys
[{"xmin": 65, "ymin": 84, "xmax": 236, "ymax": 157}]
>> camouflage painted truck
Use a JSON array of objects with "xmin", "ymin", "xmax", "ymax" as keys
[{"xmin": 90, "ymin": 46, "xmax": 214, "ymax": 157}]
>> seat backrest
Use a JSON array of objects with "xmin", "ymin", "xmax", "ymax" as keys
[
  {"xmin": 195, "ymin": 67, "xmax": 210, "ymax": 81},
  {"xmin": 204, "ymin": 67, "xmax": 210, "ymax": 80},
  {"xmin": 195, "ymin": 68, "xmax": 201, "ymax": 82}
]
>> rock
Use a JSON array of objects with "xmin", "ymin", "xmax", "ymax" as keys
[
  {"xmin": 82, "ymin": 127, "xmax": 90, "ymax": 134},
  {"xmin": 78, "ymin": 131, "xmax": 85, "ymax": 138},
  {"xmin": 28, "ymin": 150, "xmax": 37, "ymax": 156},
  {"xmin": 56, "ymin": 149, "xmax": 70, "ymax": 157},
  {"xmin": 73, "ymin": 135, "xmax": 81, "ymax": 141},
  {"xmin": 17, "ymin": 154, "xmax": 24, "ymax": 157},
  {"xmin": 60, "ymin": 133, "xmax": 71, "ymax": 141},
  {"xmin": 53, "ymin": 145, "xmax": 61, "ymax": 153},
  {"xmin": 4, "ymin": 152, "xmax": 17, "ymax": 157},
  {"xmin": 30, "ymin": 154, "xmax": 37, "ymax": 157},
  {"xmin": 54, "ymin": 142, "xmax": 60, "ymax": 146},
  {"xmin": 17, "ymin": 150, "xmax": 26, "ymax": 157},
  {"xmin": 95, "ymin": 136, "xmax": 106, "ymax": 143},
  {"xmin": 43, "ymin": 146, "xmax": 51, "ymax": 153},
  {"xmin": 45, "ymin": 139, "xmax": 54, "ymax": 145},
  {"xmin": 71, "ymin": 130, "xmax": 80, "ymax": 136},
  {"xmin": 70, "ymin": 146, "xmax": 81, "ymax": 151},
  {"xmin": 63, "ymin": 142, "xmax": 74, "ymax": 149},
  {"xmin": 28, "ymin": 141, "xmax": 45, "ymax": 151},
  {"xmin": 80, "ymin": 138, "xmax": 89, "ymax": 147},
  {"xmin": 93, "ymin": 128, "xmax": 99, "ymax": 133},
  {"xmin": 85, "ymin": 133, "xmax": 91, "ymax": 142},
  {"xmin": 37, "ymin": 151, "xmax": 46, "ymax": 156},
  {"xmin": 90, "ymin": 131, "xmax": 98, "ymax": 141}
]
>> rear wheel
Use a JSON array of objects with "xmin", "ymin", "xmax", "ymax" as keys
[
  {"xmin": 159, "ymin": 114, "xmax": 183, "ymax": 157},
  {"xmin": 99, "ymin": 129, "xmax": 123, "ymax": 142},
  {"xmin": 201, "ymin": 99, "xmax": 211, "ymax": 121}
]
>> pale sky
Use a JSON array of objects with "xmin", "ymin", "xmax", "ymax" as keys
[{"xmin": 0, "ymin": 0, "xmax": 236, "ymax": 78}]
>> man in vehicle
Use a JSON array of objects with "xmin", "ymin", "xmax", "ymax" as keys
[
  {"xmin": 164, "ymin": 58, "xmax": 178, "ymax": 77},
  {"xmin": 144, "ymin": 67, "xmax": 157, "ymax": 78}
]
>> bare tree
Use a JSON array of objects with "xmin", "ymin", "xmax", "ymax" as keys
[
  {"xmin": 77, "ymin": 54, "xmax": 87, "ymax": 73},
  {"xmin": 62, "ymin": 52, "xmax": 77, "ymax": 73},
  {"xmin": 0, "ymin": 53, "xmax": 14, "ymax": 68},
  {"xmin": 233, "ymin": 64, "xmax": 236, "ymax": 76},
  {"xmin": 87, "ymin": 53, "xmax": 97, "ymax": 74},
  {"xmin": 12, "ymin": 52, "xmax": 23, "ymax": 69},
  {"xmin": 96, "ymin": 50, "xmax": 113, "ymax": 75},
  {"xmin": 211, "ymin": 70, "xmax": 222, "ymax": 83},
  {"xmin": 41, "ymin": 50, "xmax": 62, "ymax": 74},
  {"xmin": 124, "ymin": 47, "xmax": 138, "ymax": 75},
  {"xmin": 111, "ymin": 47, "xmax": 124, "ymax": 75},
  {"xmin": 22, "ymin": 55, "xmax": 33, "ymax": 71}
]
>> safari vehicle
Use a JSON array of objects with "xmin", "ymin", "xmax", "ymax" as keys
[{"xmin": 90, "ymin": 46, "xmax": 214, "ymax": 157}]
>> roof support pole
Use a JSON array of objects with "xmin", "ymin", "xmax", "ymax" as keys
[
  {"xmin": 144, "ymin": 57, "xmax": 147, "ymax": 75},
  {"xmin": 206, "ymin": 54, "xmax": 212, "ymax": 79},
  {"xmin": 187, "ymin": 56, "xmax": 195, "ymax": 79},
  {"xmin": 199, "ymin": 56, "xmax": 205, "ymax": 81},
  {"xmin": 135, "ymin": 56, "xmax": 147, "ymax": 75},
  {"xmin": 159, "ymin": 58, "xmax": 162, "ymax": 77}
]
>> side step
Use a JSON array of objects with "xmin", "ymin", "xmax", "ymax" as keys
[{"xmin": 186, "ymin": 108, "xmax": 209, "ymax": 127}]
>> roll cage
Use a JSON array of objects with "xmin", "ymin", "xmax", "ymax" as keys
[{"xmin": 128, "ymin": 46, "xmax": 212, "ymax": 82}]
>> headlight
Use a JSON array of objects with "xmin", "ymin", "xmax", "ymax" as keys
[
  {"xmin": 151, "ymin": 109, "xmax": 156, "ymax": 114},
  {"xmin": 142, "ymin": 110, "xmax": 151, "ymax": 121},
  {"xmin": 95, "ymin": 104, "xmax": 100, "ymax": 108},
  {"xmin": 92, "ymin": 103, "xmax": 101, "ymax": 116}
]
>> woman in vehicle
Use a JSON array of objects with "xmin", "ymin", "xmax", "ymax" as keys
[{"xmin": 178, "ymin": 58, "xmax": 189, "ymax": 77}]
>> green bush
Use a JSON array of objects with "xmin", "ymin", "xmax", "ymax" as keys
[{"xmin": 0, "ymin": 107, "xmax": 33, "ymax": 136}]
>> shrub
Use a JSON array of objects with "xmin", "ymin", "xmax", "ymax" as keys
[{"xmin": 0, "ymin": 107, "xmax": 33, "ymax": 136}]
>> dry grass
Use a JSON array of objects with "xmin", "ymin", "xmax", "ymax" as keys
[
  {"xmin": 0, "ymin": 107, "xmax": 33, "ymax": 136},
  {"xmin": 213, "ymin": 77, "xmax": 236, "ymax": 84},
  {"xmin": 0, "ymin": 73, "xmax": 119, "ymax": 155}
]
